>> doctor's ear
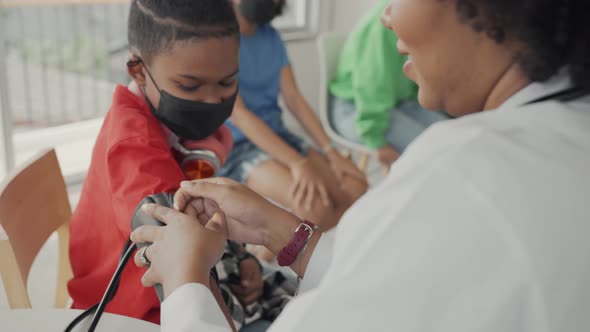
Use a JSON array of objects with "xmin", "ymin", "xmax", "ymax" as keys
[{"xmin": 127, "ymin": 54, "xmax": 147, "ymax": 87}]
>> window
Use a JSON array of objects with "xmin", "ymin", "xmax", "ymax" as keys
[{"xmin": 275, "ymin": 0, "xmax": 320, "ymax": 40}]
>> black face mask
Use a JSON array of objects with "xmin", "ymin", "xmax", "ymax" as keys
[
  {"xmin": 140, "ymin": 63, "xmax": 237, "ymax": 141},
  {"xmin": 240, "ymin": 0, "xmax": 280, "ymax": 25}
]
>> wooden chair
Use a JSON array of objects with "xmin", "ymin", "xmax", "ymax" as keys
[{"xmin": 0, "ymin": 149, "xmax": 72, "ymax": 308}]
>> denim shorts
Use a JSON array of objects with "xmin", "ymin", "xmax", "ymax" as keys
[
  {"xmin": 219, "ymin": 130, "xmax": 308, "ymax": 183},
  {"xmin": 329, "ymin": 95, "xmax": 449, "ymax": 152}
]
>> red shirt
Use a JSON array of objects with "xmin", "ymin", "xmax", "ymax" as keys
[{"xmin": 68, "ymin": 85, "xmax": 186, "ymax": 324}]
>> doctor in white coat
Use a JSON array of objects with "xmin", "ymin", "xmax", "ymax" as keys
[{"xmin": 131, "ymin": 0, "xmax": 590, "ymax": 331}]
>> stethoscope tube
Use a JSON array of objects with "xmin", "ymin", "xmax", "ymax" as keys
[{"xmin": 64, "ymin": 240, "xmax": 136, "ymax": 332}]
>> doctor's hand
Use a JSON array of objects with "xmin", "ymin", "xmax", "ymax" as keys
[
  {"xmin": 174, "ymin": 178, "xmax": 301, "ymax": 256},
  {"xmin": 130, "ymin": 205, "xmax": 226, "ymax": 299}
]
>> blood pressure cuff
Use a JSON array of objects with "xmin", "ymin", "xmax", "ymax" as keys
[
  {"xmin": 130, "ymin": 192, "xmax": 219, "ymax": 302},
  {"xmin": 131, "ymin": 192, "xmax": 175, "ymax": 231}
]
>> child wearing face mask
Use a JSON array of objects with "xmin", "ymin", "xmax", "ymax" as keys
[{"xmin": 67, "ymin": 1, "xmax": 290, "ymax": 329}]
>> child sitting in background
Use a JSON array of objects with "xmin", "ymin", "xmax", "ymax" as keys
[
  {"xmin": 221, "ymin": 1, "xmax": 368, "ymax": 262},
  {"xmin": 329, "ymin": 0, "xmax": 449, "ymax": 170}
]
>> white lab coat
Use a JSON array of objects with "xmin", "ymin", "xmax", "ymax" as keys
[{"xmin": 161, "ymin": 74, "xmax": 590, "ymax": 331}]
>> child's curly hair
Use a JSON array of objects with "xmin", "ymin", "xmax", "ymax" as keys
[{"xmin": 127, "ymin": 0, "xmax": 239, "ymax": 64}]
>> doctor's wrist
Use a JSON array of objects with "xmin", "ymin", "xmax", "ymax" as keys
[
  {"xmin": 264, "ymin": 209, "xmax": 321, "ymax": 278},
  {"xmin": 265, "ymin": 209, "xmax": 301, "ymax": 256}
]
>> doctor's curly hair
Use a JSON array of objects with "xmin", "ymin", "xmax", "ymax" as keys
[{"xmin": 456, "ymin": 0, "xmax": 590, "ymax": 88}]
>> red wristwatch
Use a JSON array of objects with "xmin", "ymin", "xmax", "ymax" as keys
[{"xmin": 277, "ymin": 220, "xmax": 317, "ymax": 267}]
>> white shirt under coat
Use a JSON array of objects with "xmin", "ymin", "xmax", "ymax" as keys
[{"xmin": 161, "ymin": 74, "xmax": 590, "ymax": 332}]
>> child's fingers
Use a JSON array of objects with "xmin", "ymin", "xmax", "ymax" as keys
[
  {"xmin": 289, "ymin": 180, "xmax": 300, "ymax": 202},
  {"xmin": 317, "ymin": 184, "xmax": 331, "ymax": 208},
  {"xmin": 347, "ymin": 164, "xmax": 366, "ymax": 180},
  {"xmin": 305, "ymin": 184, "xmax": 315, "ymax": 211},
  {"xmin": 292, "ymin": 181, "xmax": 306, "ymax": 209},
  {"xmin": 334, "ymin": 168, "xmax": 344, "ymax": 181}
]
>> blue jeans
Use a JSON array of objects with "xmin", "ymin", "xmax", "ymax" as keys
[
  {"xmin": 219, "ymin": 130, "xmax": 307, "ymax": 183},
  {"xmin": 329, "ymin": 95, "xmax": 449, "ymax": 152}
]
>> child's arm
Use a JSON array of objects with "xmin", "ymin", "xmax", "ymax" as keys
[
  {"xmin": 108, "ymin": 136, "xmax": 238, "ymax": 327},
  {"xmin": 231, "ymin": 96, "xmax": 331, "ymax": 207},
  {"xmin": 107, "ymin": 135, "xmax": 186, "ymax": 235},
  {"xmin": 280, "ymin": 66, "xmax": 332, "ymax": 152},
  {"xmin": 231, "ymin": 95, "xmax": 303, "ymax": 166},
  {"xmin": 280, "ymin": 66, "xmax": 365, "ymax": 181}
]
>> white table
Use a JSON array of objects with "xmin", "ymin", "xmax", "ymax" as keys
[{"xmin": 0, "ymin": 309, "xmax": 159, "ymax": 331}]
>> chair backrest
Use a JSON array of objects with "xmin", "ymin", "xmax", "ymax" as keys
[
  {"xmin": 317, "ymin": 33, "xmax": 372, "ymax": 153},
  {"xmin": 0, "ymin": 149, "xmax": 72, "ymax": 308}
]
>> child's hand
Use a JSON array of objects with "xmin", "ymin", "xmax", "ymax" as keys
[
  {"xmin": 230, "ymin": 257, "xmax": 264, "ymax": 305},
  {"xmin": 326, "ymin": 150, "xmax": 366, "ymax": 182},
  {"xmin": 377, "ymin": 145, "xmax": 400, "ymax": 168},
  {"xmin": 289, "ymin": 158, "xmax": 331, "ymax": 210},
  {"xmin": 131, "ymin": 204, "xmax": 226, "ymax": 299}
]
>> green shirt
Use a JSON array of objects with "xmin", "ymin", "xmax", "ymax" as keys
[{"xmin": 329, "ymin": 0, "xmax": 418, "ymax": 149}]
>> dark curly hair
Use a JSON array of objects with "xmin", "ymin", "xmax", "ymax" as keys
[
  {"xmin": 128, "ymin": 0, "xmax": 239, "ymax": 64},
  {"xmin": 456, "ymin": 0, "xmax": 590, "ymax": 88},
  {"xmin": 240, "ymin": 0, "xmax": 287, "ymax": 25}
]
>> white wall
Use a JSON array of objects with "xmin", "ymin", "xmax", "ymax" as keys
[{"xmin": 285, "ymin": 0, "xmax": 382, "ymax": 111}]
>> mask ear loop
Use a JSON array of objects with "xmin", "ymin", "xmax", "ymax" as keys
[
  {"xmin": 126, "ymin": 58, "xmax": 162, "ymax": 92},
  {"xmin": 127, "ymin": 57, "xmax": 162, "ymax": 110}
]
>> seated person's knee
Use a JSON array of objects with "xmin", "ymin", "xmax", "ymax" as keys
[
  {"xmin": 340, "ymin": 175, "xmax": 369, "ymax": 205},
  {"xmin": 295, "ymin": 198, "xmax": 336, "ymax": 226}
]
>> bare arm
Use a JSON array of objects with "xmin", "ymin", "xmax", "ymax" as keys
[
  {"xmin": 230, "ymin": 95, "xmax": 303, "ymax": 166},
  {"xmin": 280, "ymin": 66, "xmax": 331, "ymax": 151},
  {"xmin": 281, "ymin": 66, "xmax": 366, "ymax": 181},
  {"xmin": 231, "ymin": 95, "xmax": 332, "ymax": 208}
]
